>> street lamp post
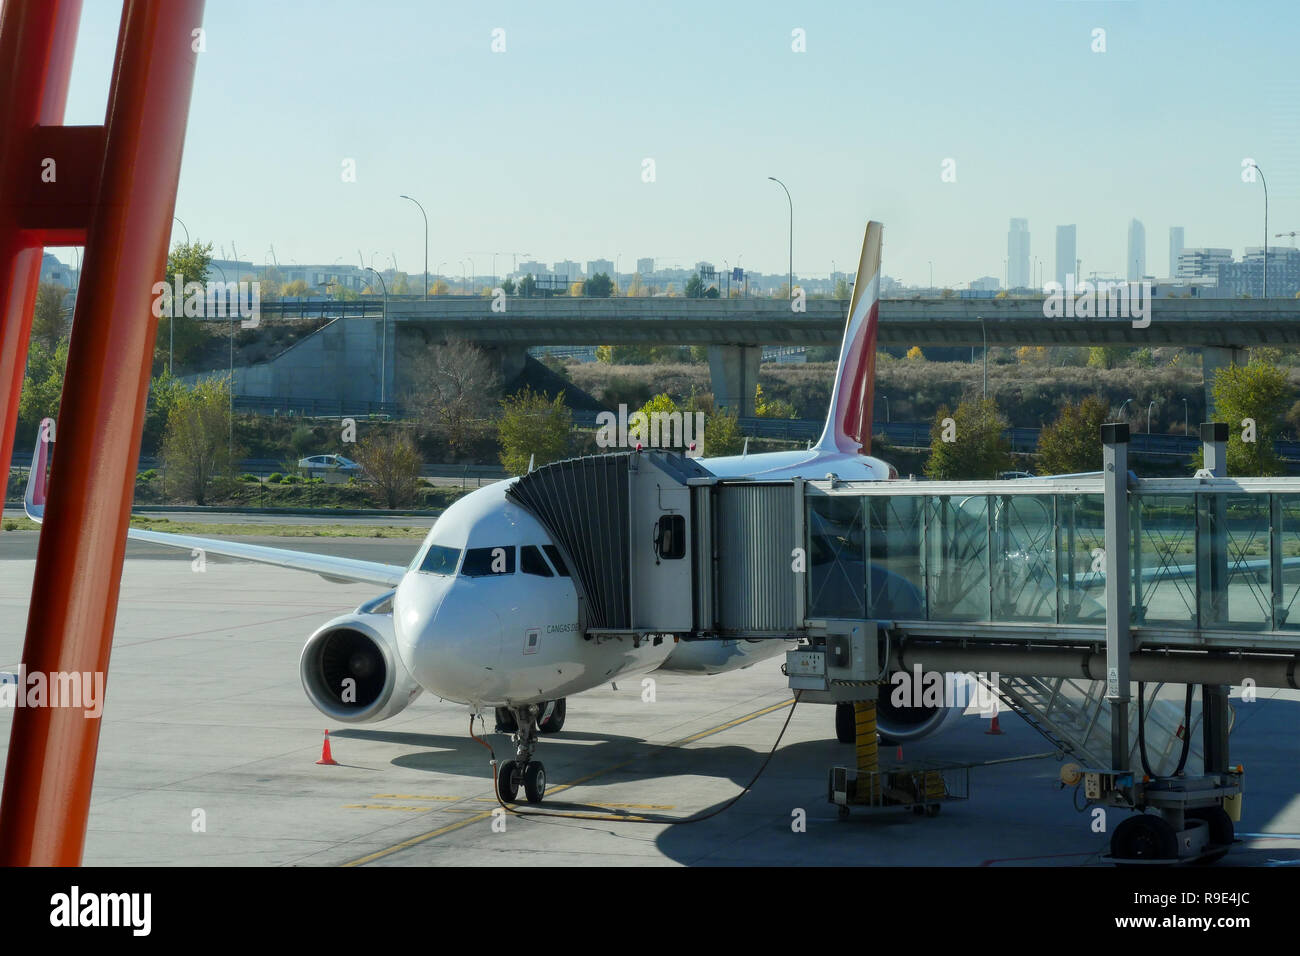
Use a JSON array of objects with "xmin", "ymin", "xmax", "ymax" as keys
[
  {"xmin": 767, "ymin": 176, "xmax": 793, "ymax": 299},
  {"xmin": 1247, "ymin": 162, "xmax": 1269, "ymax": 297},
  {"xmin": 173, "ymin": 216, "xmax": 189, "ymax": 245},
  {"xmin": 1183, "ymin": 398, "xmax": 1189, "ymax": 435},
  {"xmin": 365, "ymin": 267, "xmax": 389, "ymax": 406},
  {"xmin": 399, "ymin": 195, "xmax": 428, "ymax": 300},
  {"xmin": 1118, "ymin": 398, "xmax": 1133, "ymax": 420},
  {"xmin": 881, "ymin": 394, "xmax": 890, "ymax": 423},
  {"xmin": 1147, "ymin": 401, "xmax": 1156, "ymax": 434}
]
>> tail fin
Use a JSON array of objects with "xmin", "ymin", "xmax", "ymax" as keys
[
  {"xmin": 815, "ymin": 221, "xmax": 883, "ymax": 454},
  {"xmin": 24, "ymin": 417, "xmax": 54, "ymax": 523}
]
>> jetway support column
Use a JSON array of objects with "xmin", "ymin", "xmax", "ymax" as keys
[
  {"xmin": 1200, "ymin": 422, "xmax": 1231, "ymax": 775},
  {"xmin": 1102, "ymin": 423, "xmax": 1131, "ymax": 772}
]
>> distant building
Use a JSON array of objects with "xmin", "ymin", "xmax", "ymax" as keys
[
  {"xmin": 969, "ymin": 275, "xmax": 1000, "ymax": 292},
  {"xmin": 1169, "ymin": 226, "xmax": 1184, "ymax": 278},
  {"xmin": 587, "ymin": 258, "xmax": 614, "ymax": 277},
  {"xmin": 1055, "ymin": 225, "xmax": 1077, "ymax": 287},
  {"xmin": 39, "ymin": 252, "xmax": 75, "ymax": 289},
  {"xmin": 636, "ymin": 257, "xmax": 654, "ymax": 275},
  {"xmin": 516, "ymin": 260, "xmax": 549, "ymax": 277},
  {"xmin": 1007, "ymin": 218, "xmax": 1030, "ymax": 288},
  {"xmin": 553, "ymin": 260, "xmax": 581, "ymax": 281},
  {"xmin": 1217, "ymin": 247, "xmax": 1300, "ymax": 298},
  {"xmin": 1127, "ymin": 219, "xmax": 1146, "ymax": 280},
  {"xmin": 1177, "ymin": 248, "xmax": 1232, "ymax": 279}
]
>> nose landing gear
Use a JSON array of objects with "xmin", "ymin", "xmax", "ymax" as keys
[{"xmin": 496, "ymin": 705, "xmax": 548, "ymax": 804}]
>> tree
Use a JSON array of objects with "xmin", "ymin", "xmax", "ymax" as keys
[
  {"xmin": 1036, "ymin": 395, "xmax": 1110, "ymax": 475},
  {"xmin": 1087, "ymin": 345, "xmax": 1127, "ymax": 369},
  {"xmin": 432, "ymin": 278, "xmax": 451, "ymax": 295},
  {"xmin": 160, "ymin": 377, "xmax": 233, "ymax": 505},
  {"xmin": 155, "ymin": 239, "xmax": 213, "ymax": 372},
  {"xmin": 906, "ymin": 346, "xmax": 924, "ymax": 361},
  {"xmin": 703, "ymin": 406, "xmax": 744, "ymax": 456},
  {"xmin": 500, "ymin": 277, "xmax": 516, "ymax": 295},
  {"xmin": 625, "ymin": 273, "xmax": 646, "ymax": 297},
  {"xmin": 282, "ymin": 278, "xmax": 311, "ymax": 297},
  {"xmin": 833, "ymin": 278, "xmax": 851, "ymax": 299},
  {"xmin": 1211, "ymin": 356, "xmax": 1292, "ymax": 476},
  {"xmin": 924, "ymin": 398, "xmax": 1011, "ymax": 480},
  {"xmin": 498, "ymin": 387, "xmax": 571, "ymax": 474},
  {"xmin": 517, "ymin": 274, "xmax": 536, "ymax": 297},
  {"xmin": 18, "ymin": 338, "xmax": 69, "ymax": 438},
  {"xmin": 354, "ymin": 429, "xmax": 422, "ymax": 509},
  {"xmin": 32, "ymin": 283, "xmax": 69, "ymax": 351},
  {"xmin": 569, "ymin": 281, "xmax": 585, "ymax": 297},
  {"xmin": 405, "ymin": 339, "xmax": 501, "ymax": 458},
  {"xmin": 753, "ymin": 383, "xmax": 796, "ymax": 419},
  {"xmin": 583, "ymin": 272, "xmax": 614, "ymax": 297}
]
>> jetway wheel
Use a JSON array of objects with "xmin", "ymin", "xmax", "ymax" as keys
[
  {"xmin": 1110, "ymin": 814, "xmax": 1178, "ymax": 865},
  {"xmin": 1187, "ymin": 807, "xmax": 1233, "ymax": 865},
  {"xmin": 835, "ymin": 703, "xmax": 856, "ymax": 744}
]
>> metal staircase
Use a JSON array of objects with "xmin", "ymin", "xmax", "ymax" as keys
[{"xmin": 988, "ymin": 674, "xmax": 1205, "ymax": 775}]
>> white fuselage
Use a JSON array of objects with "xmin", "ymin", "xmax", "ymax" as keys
[{"xmin": 393, "ymin": 447, "xmax": 891, "ymax": 708}]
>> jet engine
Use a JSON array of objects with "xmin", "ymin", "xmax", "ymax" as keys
[
  {"xmin": 874, "ymin": 671, "xmax": 980, "ymax": 744},
  {"xmin": 300, "ymin": 593, "xmax": 423, "ymax": 723}
]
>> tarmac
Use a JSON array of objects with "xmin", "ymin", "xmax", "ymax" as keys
[{"xmin": 1, "ymin": 525, "xmax": 1298, "ymax": 866}]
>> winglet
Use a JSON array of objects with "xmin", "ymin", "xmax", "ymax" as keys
[
  {"xmin": 815, "ymin": 221, "xmax": 883, "ymax": 454},
  {"xmin": 24, "ymin": 417, "xmax": 54, "ymax": 523}
]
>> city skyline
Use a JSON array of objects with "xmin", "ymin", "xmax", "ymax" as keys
[{"xmin": 37, "ymin": 0, "xmax": 1298, "ymax": 289}]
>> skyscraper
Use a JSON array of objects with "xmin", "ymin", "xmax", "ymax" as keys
[
  {"xmin": 1055, "ymin": 225, "xmax": 1077, "ymax": 287},
  {"xmin": 1007, "ymin": 218, "xmax": 1030, "ymax": 288},
  {"xmin": 1128, "ymin": 219, "xmax": 1146, "ymax": 280},
  {"xmin": 1169, "ymin": 227, "xmax": 1184, "ymax": 278}
]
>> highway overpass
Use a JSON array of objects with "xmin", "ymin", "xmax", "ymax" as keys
[{"xmin": 240, "ymin": 296, "xmax": 1298, "ymax": 415}]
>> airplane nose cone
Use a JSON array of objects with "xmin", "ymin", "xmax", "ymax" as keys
[{"xmin": 396, "ymin": 577, "xmax": 504, "ymax": 702}]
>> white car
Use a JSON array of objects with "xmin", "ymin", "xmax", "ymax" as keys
[{"xmin": 298, "ymin": 454, "xmax": 360, "ymax": 475}]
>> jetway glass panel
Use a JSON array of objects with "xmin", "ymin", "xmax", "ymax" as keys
[
  {"xmin": 864, "ymin": 496, "xmax": 925, "ymax": 620},
  {"xmin": 990, "ymin": 494, "xmax": 1057, "ymax": 623},
  {"xmin": 806, "ymin": 495, "xmax": 866, "ymax": 619},
  {"xmin": 926, "ymin": 495, "xmax": 990, "ymax": 622},
  {"xmin": 1215, "ymin": 493, "xmax": 1271, "ymax": 630},
  {"xmin": 1056, "ymin": 494, "xmax": 1106, "ymax": 625},
  {"xmin": 1275, "ymin": 494, "xmax": 1300, "ymax": 630},
  {"xmin": 1136, "ymin": 494, "xmax": 1197, "ymax": 629}
]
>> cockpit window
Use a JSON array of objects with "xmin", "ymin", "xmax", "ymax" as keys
[
  {"xmin": 521, "ymin": 545, "xmax": 553, "ymax": 577},
  {"xmin": 419, "ymin": 545, "xmax": 460, "ymax": 576},
  {"xmin": 461, "ymin": 546, "xmax": 516, "ymax": 577},
  {"xmin": 542, "ymin": 545, "xmax": 570, "ymax": 577}
]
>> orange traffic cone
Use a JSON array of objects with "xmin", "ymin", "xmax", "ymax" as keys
[
  {"xmin": 316, "ymin": 729, "xmax": 339, "ymax": 765},
  {"xmin": 985, "ymin": 712, "xmax": 1004, "ymax": 735}
]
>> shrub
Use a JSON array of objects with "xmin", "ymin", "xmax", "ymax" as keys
[
  {"xmin": 267, "ymin": 472, "xmax": 283, "ymax": 483},
  {"xmin": 238, "ymin": 473, "xmax": 260, "ymax": 482},
  {"xmin": 280, "ymin": 473, "xmax": 303, "ymax": 484},
  {"xmin": 137, "ymin": 469, "xmax": 157, "ymax": 482}
]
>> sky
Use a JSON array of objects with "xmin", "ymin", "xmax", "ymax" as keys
[{"xmin": 49, "ymin": 0, "xmax": 1300, "ymax": 287}]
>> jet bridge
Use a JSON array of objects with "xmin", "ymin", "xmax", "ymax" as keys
[{"xmin": 507, "ymin": 426, "xmax": 1300, "ymax": 863}]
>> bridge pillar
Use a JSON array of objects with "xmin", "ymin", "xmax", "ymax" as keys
[
  {"xmin": 485, "ymin": 344, "xmax": 528, "ymax": 383},
  {"xmin": 1201, "ymin": 347, "xmax": 1245, "ymax": 417},
  {"xmin": 707, "ymin": 344, "xmax": 761, "ymax": 416}
]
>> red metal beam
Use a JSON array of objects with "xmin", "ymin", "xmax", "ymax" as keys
[
  {"xmin": 0, "ymin": 0, "xmax": 85, "ymax": 530},
  {"xmin": 0, "ymin": 0, "xmax": 205, "ymax": 866}
]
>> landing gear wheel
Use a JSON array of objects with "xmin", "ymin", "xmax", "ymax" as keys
[
  {"xmin": 497, "ymin": 760, "xmax": 520, "ymax": 803},
  {"xmin": 537, "ymin": 698, "xmax": 566, "ymax": 734},
  {"xmin": 835, "ymin": 703, "xmax": 856, "ymax": 743},
  {"xmin": 495, "ymin": 707, "xmax": 518, "ymax": 734},
  {"xmin": 523, "ymin": 760, "xmax": 546, "ymax": 803},
  {"xmin": 1187, "ymin": 806, "xmax": 1234, "ymax": 865},
  {"xmin": 1110, "ymin": 814, "xmax": 1179, "ymax": 865}
]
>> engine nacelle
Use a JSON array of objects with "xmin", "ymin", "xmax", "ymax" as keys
[
  {"xmin": 874, "ymin": 671, "xmax": 978, "ymax": 744},
  {"xmin": 300, "ymin": 595, "xmax": 423, "ymax": 723}
]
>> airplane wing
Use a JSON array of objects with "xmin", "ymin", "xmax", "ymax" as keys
[{"xmin": 23, "ymin": 419, "xmax": 410, "ymax": 588}]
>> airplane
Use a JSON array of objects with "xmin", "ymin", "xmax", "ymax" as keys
[{"xmin": 24, "ymin": 220, "xmax": 970, "ymax": 806}]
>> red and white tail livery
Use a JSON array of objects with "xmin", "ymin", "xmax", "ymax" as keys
[{"xmin": 818, "ymin": 220, "xmax": 882, "ymax": 454}]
